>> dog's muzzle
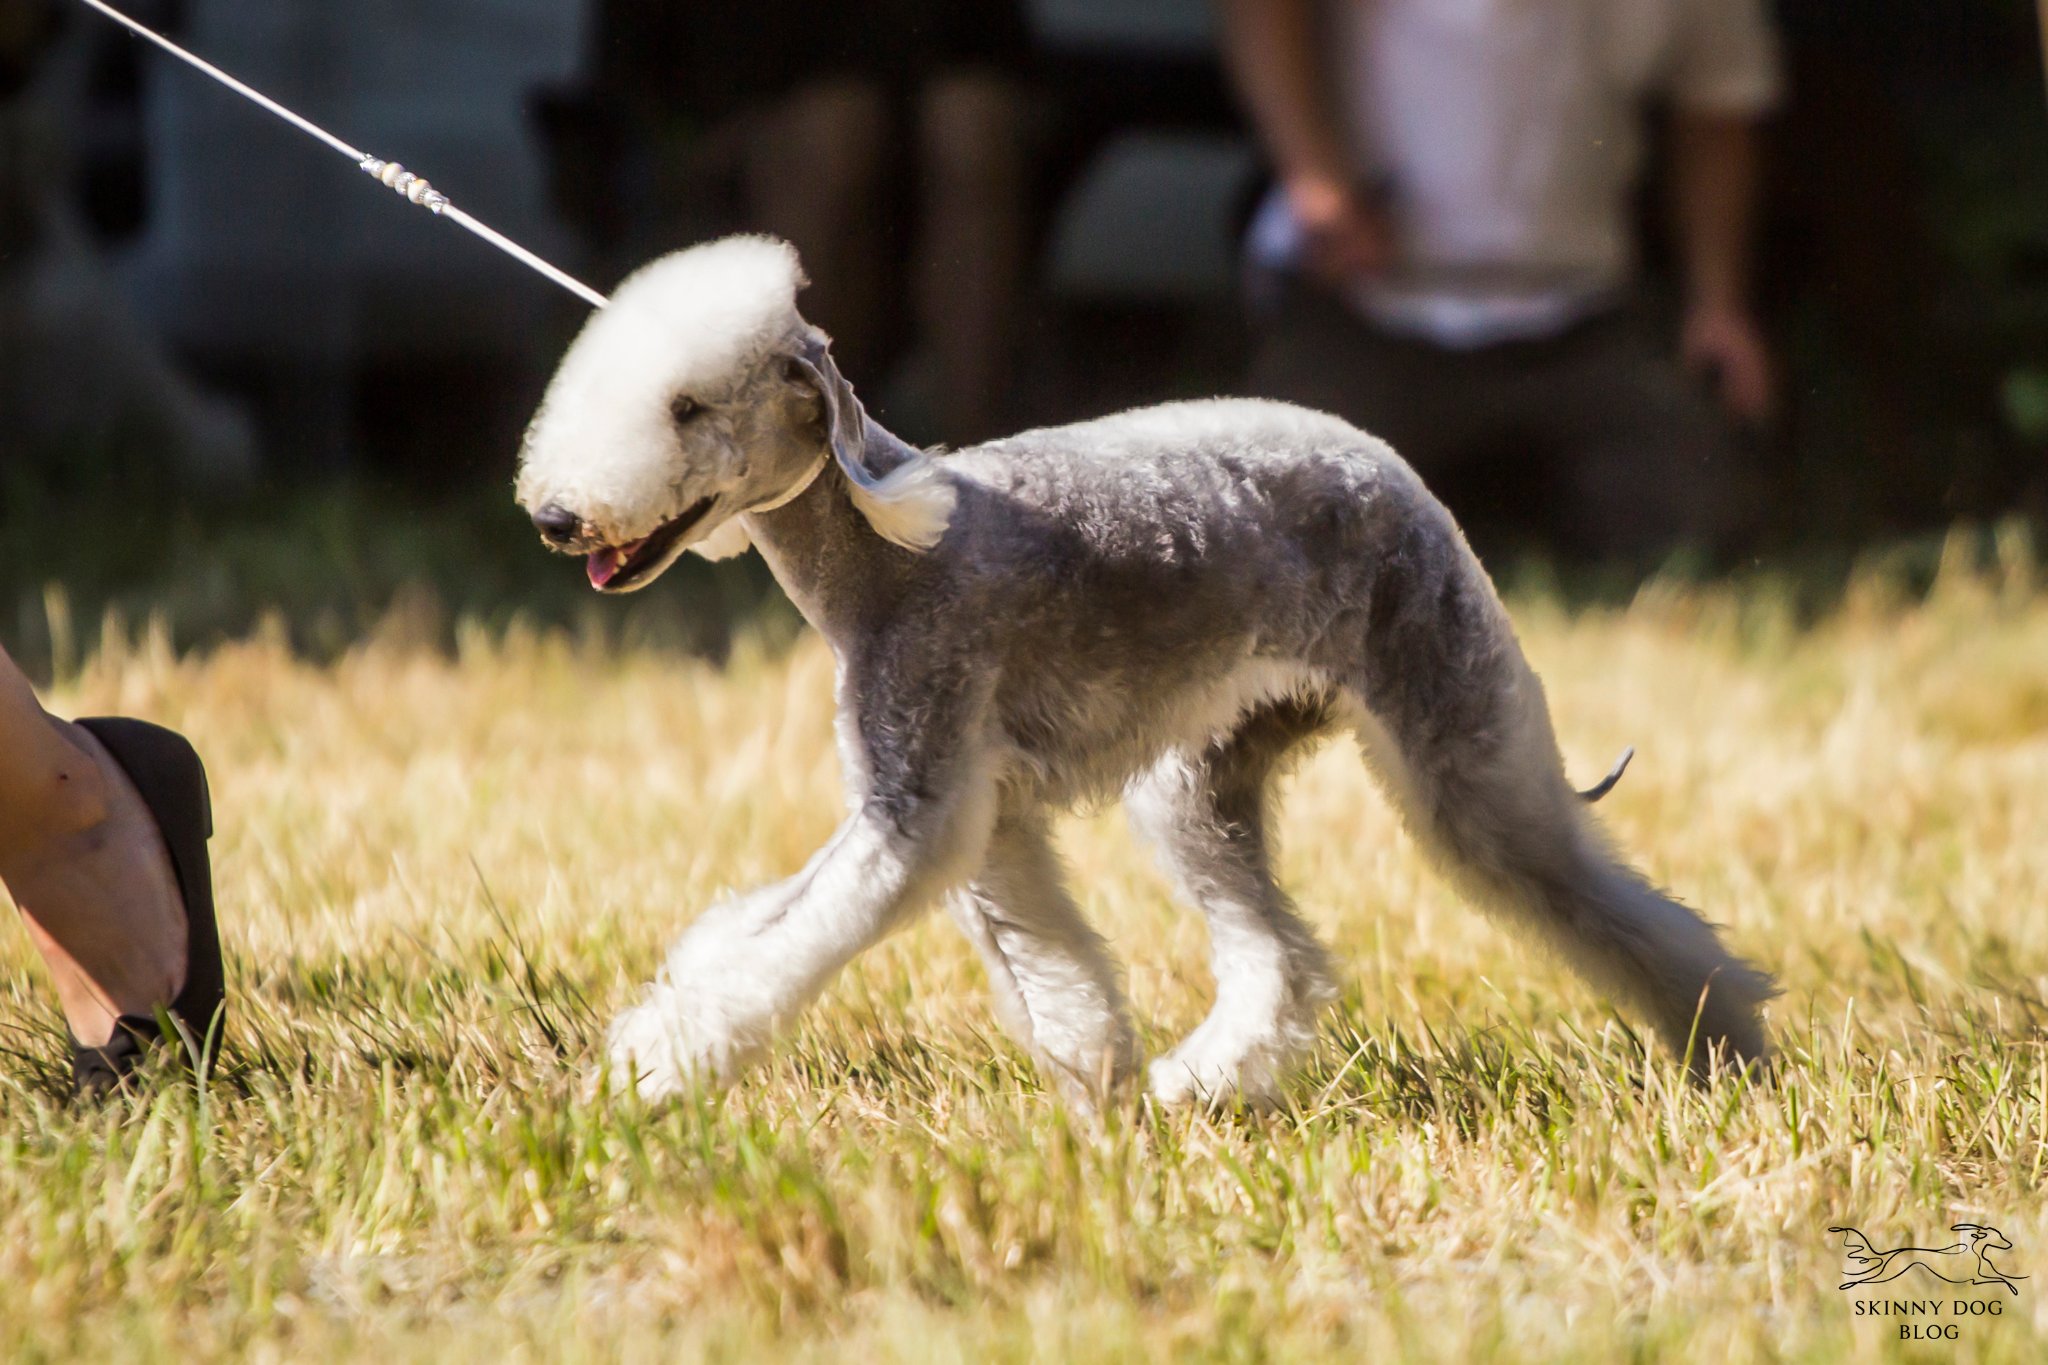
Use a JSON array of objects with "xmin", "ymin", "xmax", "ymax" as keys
[
  {"xmin": 572, "ymin": 496, "xmax": 719, "ymax": 592},
  {"xmin": 532, "ymin": 503, "xmax": 581, "ymax": 546}
]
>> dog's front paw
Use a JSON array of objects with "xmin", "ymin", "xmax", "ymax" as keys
[
  {"xmin": 600, "ymin": 998, "xmax": 691, "ymax": 1102},
  {"xmin": 1147, "ymin": 1047, "xmax": 1270, "ymax": 1109},
  {"xmin": 598, "ymin": 985, "xmax": 752, "ymax": 1103},
  {"xmin": 1145, "ymin": 1013, "xmax": 1312, "ymax": 1110}
]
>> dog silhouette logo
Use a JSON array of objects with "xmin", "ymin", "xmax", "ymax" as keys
[{"xmin": 1831, "ymin": 1225, "xmax": 2027, "ymax": 1295}]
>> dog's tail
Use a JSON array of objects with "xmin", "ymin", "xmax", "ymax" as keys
[
  {"xmin": 1831, "ymin": 1227, "xmax": 1879, "ymax": 1265},
  {"xmin": 1345, "ymin": 512, "xmax": 1775, "ymax": 1077}
]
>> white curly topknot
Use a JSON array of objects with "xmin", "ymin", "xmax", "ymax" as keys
[
  {"xmin": 519, "ymin": 234, "xmax": 961, "ymax": 562},
  {"xmin": 516, "ymin": 236, "xmax": 806, "ymax": 542}
]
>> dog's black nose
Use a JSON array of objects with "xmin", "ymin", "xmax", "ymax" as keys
[{"xmin": 532, "ymin": 503, "xmax": 581, "ymax": 545}]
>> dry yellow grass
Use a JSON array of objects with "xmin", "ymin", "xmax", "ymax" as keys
[{"xmin": 2, "ymin": 532, "xmax": 2044, "ymax": 1362}]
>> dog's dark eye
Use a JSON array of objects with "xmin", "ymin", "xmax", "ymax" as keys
[{"xmin": 671, "ymin": 395, "xmax": 705, "ymax": 425}]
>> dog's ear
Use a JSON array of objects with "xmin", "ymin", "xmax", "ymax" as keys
[
  {"xmin": 788, "ymin": 331, "xmax": 867, "ymax": 483},
  {"xmin": 784, "ymin": 331, "xmax": 955, "ymax": 551},
  {"xmin": 1951, "ymin": 1224, "xmax": 1984, "ymax": 1234}
]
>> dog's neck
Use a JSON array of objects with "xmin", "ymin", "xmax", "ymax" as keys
[{"xmin": 742, "ymin": 420, "xmax": 922, "ymax": 646}]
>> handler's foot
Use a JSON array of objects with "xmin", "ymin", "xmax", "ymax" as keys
[{"xmin": 0, "ymin": 718, "xmax": 218, "ymax": 1091}]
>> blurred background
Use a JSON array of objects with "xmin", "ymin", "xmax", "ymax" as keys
[{"xmin": 3, "ymin": 0, "xmax": 2045, "ymax": 675}]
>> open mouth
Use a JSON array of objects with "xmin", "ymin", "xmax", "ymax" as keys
[{"xmin": 586, "ymin": 496, "xmax": 716, "ymax": 592}]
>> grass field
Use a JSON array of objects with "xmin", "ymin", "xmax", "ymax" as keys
[{"xmin": 2, "ymin": 529, "xmax": 2045, "ymax": 1363}]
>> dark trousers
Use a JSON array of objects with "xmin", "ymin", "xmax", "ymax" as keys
[{"xmin": 1250, "ymin": 285, "xmax": 1755, "ymax": 563}]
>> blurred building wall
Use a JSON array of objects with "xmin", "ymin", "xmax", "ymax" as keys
[{"xmin": 120, "ymin": 0, "xmax": 589, "ymax": 368}]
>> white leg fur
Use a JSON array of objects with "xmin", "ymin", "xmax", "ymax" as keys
[
  {"xmin": 945, "ymin": 815, "xmax": 1138, "ymax": 1107},
  {"xmin": 605, "ymin": 801, "xmax": 988, "ymax": 1100},
  {"xmin": 1128, "ymin": 756, "xmax": 1338, "ymax": 1107}
]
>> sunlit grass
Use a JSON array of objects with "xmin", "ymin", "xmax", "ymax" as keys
[{"xmin": 2, "ymin": 527, "xmax": 2044, "ymax": 1361}]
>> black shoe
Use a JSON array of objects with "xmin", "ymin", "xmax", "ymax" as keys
[
  {"xmin": 67, "ymin": 719, "xmax": 223, "ymax": 1095},
  {"xmin": 72, "ymin": 1015, "xmax": 168, "ymax": 1098}
]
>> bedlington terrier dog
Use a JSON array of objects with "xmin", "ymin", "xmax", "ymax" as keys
[{"xmin": 516, "ymin": 235, "xmax": 1773, "ymax": 1107}]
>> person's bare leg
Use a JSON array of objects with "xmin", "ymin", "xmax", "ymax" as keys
[
  {"xmin": 915, "ymin": 73, "xmax": 1030, "ymax": 443},
  {"xmin": 0, "ymin": 648, "xmax": 184, "ymax": 1047},
  {"xmin": 742, "ymin": 78, "xmax": 892, "ymax": 377}
]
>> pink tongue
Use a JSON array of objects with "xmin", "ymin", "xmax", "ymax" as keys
[{"xmin": 587, "ymin": 548, "xmax": 626, "ymax": 589}]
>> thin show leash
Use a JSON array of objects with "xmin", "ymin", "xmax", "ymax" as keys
[
  {"xmin": 74, "ymin": 3, "xmax": 849, "ymax": 525},
  {"xmin": 71, "ymin": 0, "xmax": 613, "ymax": 311}
]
